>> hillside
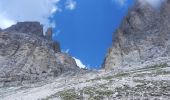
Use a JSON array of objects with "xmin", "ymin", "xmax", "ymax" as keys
[{"xmin": 0, "ymin": 63, "xmax": 170, "ymax": 100}]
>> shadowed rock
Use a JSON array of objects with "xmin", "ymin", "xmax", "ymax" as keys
[
  {"xmin": 45, "ymin": 27, "xmax": 53, "ymax": 40},
  {"xmin": 4, "ymin": 21, "xmax": 43, "ymax": 36},
  {"xmin": 45, "ymin": 27, "xmax": 61, "ymax": 53}
]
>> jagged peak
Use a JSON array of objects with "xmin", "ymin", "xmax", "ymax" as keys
[
  {"xmin": 45, "ymin": 27, "xmax": 53, "ymax": 40},
  {"xmin": 103, "ymin": 0, "xmax": 170, "ymax": 70},
  {"xmin": 136, "ymin": 0, "xmax": 166, "ymax": 8},
  {"xmin": 4, "ymin": 21, "xmax": 44, "ymax": 36}
]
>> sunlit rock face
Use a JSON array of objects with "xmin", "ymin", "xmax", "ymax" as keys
[
  {"xmin": 103, "ymin": 0, "xmax": 170, "ymax": 70},
  {"xmin": 0, "ymin": 22, "xmax": 79, "ymax": 86}
]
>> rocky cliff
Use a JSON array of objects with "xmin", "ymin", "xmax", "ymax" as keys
[
  {"xmin": 0, "ymin": 22, "xmax": 79, "ymax": 86},
  {"xmin": 4, "ymin": 22, "xmax": 43, "ymax": 36},
  {"xmin": 1, "ymin": 1, "xmax": 170, "ymax": 100},
  {"xmin": 103, "ymin": 0, "xmax": 170, "ymax": 70}
]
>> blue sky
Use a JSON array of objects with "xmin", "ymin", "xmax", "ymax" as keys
[{"xmin": 52, "ymin": 0, "xmax": 134, "ymax": 69}]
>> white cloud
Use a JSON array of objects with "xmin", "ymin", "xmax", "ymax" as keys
[
  {"xmin": 113, "ymin": 0, "xmax": 165, "ymax": 8},
  {"xmin": 0, "ymin": 13, "xmax": 15, "ymax": 29},
  {"xmin": 65, "ymin": 0, "xmax": 77, "ymax": 10},
  {"xmin": 65, "ymin": 49, "xmax": 70, "ymax": 53},
  {"xmin": 113, "ymin": 0, "xmax": 127, "ymax": 7},
  {"xmin": 73, "ymin": 57, "xmax": 86, "ymax": 69},
  {"xmin": 0, "ymin": 0, "xmax": 60, "ymax": 29},
  {"xmin": 61, "ymin": 49, "xmax": 70, "ymax": 53},
  {"xmin": 139, "ymin": 0, "xmax": 165, "ymax": 8},
  {"xmin": 52, "ymin": 30, "xmax": 61, "ymax": 38}
]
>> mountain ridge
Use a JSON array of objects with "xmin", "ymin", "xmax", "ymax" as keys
[
  {"xmin": 0, "ymin": 22, "xmax": 80, "ymax": 86},
  {"xmin": 103, "ymin": 0, "xmax": 170, "ymax": 71}
]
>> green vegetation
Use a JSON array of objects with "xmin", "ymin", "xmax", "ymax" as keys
[
  {"xmin": 137, "ymin": 63, "xmax": 169, "ymax": 72},
  {"xmin": 116, "ymin": 63, "xmax": 169, "ymax": 78},
  {"xmin": 114, "ymin": 72, "xmax": 130, "ymax": 77},
  {"xmin": 90, "ymin": 95, "xmax": 104, "ymax": 100},
  {"xmin": 42, "ymin": 63, "xmax": 170, "ymax": 100},
  {"xmin": 102, "ymin": 76, "xmax": 113, "ymax": 80},
  {"xmin": 83, "ymin": 87, "xmax": 96, "ymax": 96},
  {"xmin": 58, "ymin": 89, "xmax": 83, "ymax": 100},
  {"xmin": 84, "ymin": 87, "xmax": 114, "ymax": 99},
  {"xmin": 149, "ymin": 63, "xmax": 169, "ymax": 68},
  {"xmin": 91, "ymin": 77, "xmax": 101, "ymax": 81},
  {"xmin": 43, "ymin": 89, "xmax": 83, "ymax": 100}
]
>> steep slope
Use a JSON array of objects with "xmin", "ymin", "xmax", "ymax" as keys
[
  {"xmin": 103, "ymin": 0, "xmax": 170, "ymax": 70},
  {"xmin": 0, "ymin": 63, "xmax": 170, "ymax": 100},
  {"xmin": 0, "ymin": 22, "xmax": 79, "ymax": 86}
]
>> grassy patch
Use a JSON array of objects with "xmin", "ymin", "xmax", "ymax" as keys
[
  {"xmin": 82, "ymin": 85, "xmax": 114, "ymax": 99},
  {"xmin": 58, "ymin": 89, "xmax": 83, "ymax": 100},
  {"xmin": 149, "ymin": 63, "xmax": 169, "ymax": 69},
  {"xmin": 85, "ymin": 80, "xmax": 91, "ymax": 82},
  {"xmin": 155, "ymin": 70, "xmax": 170, "ymax": 75},
  {"xmin": 126, "ymin": 63, "xmax": 169, "ymax": 78},
  {"xmin": 95, "ymin": 89, "xmax": 113, "ymax": 97},
  {"xmin": 102, "ymin": 76, "xmax": 113, "ymax": 80},
  {"xmin": 99, "ymin": 84, "xmax": 109, "ymax": 89},
  {"xmin": 43, "ymin": 89, "xmax": 83, "ymax": 100},
  {"xmin": 133, "ymin": 69, "xmax": 170, "ymax": 77},
  {"xmin": 114, "ymin": 72, "xmax": 130, "ymax": 77},
  {"xmin": 83, "ymin": 87, "xmax": 96, "ymax": 96},
  {"xmin": 90, "ymin": 77, "xmax": 101, "ymax": 81},
  {"xmin": 91, "ymin": 95, "xmax": 104, "ymax": 100}
]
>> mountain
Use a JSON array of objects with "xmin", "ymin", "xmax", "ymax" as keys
[
  {"xmin": 103, "ymin": 0, "xmax": 170, "ymax": 71},
  {"xmin": 1, "ymin": 0, "xmax": 170, "ymax": 100},
  {"xmin": 0, "ymin": 22, "xmax": 80, "ymax": 86}
]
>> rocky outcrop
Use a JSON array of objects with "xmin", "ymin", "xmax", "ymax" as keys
[
  {"xmin": 0, "ymin": 22, "xmax": 79, "ymax": 85},
  {"xmin": 44, "ymin": 27, "xmax": 61, "ymax": 53},
  {"xmin": 103, "ymin": 0, "xmax": 170, "ymax": 70},
  {"xmin": 4, "ymin": 22, "xmax": 43, "ymax": 36},
  {"xmin": 45, "ymin": 27, "xmax": 53, "ymax": 40}
]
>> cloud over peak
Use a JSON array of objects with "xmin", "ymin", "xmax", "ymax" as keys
[
  {"xmin": 113, "ymin": 0, "xmax": 127, "ymax": 7},
  {"xmin": 139, "ymin": 0, "xmax": 166, "ymax": 8},
  {"xmin": 0, "ymin": 0, "xmax": 77, "ymax": 30},
  {"xmin": 0, "ymin": 0, "xmax": 60, "ymax": 30},
  {"xmin": 113, "ymin": 0, "xmax": 166, "ymax": 8},
  {"xmin": 65, "ymin": 0, "xmax": 77, "ymax": 10}
]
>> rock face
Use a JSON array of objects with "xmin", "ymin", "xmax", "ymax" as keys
[
  {"xmin": 45, "ymin": 27, "xmax": 53, "ymax": 40},
  {"xmin": 4, "ymin": 22, "xmax": 43, "ymax": 36},
  {"xmin": 44, "ymin": 27, "xmax": 61, "ymax": 53},
  {"xmin": 103, "ymin": 0, "xmax": 170, "ymax": 70},
  {"xmin": 0, "ymin": 22, "xmax": 79, "ymax": 85}
]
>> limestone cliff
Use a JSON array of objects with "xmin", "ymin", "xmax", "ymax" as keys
[
  {"xmin": 0, "ymin": 22, "xmax": 79, "ymax": 86},
  {"xmin": 104, "ymin": 0, "xmax": 170, "ymax": 70}
]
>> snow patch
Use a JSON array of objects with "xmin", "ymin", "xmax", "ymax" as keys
[{"xmin": 73, "ymin": 57, "xmax": 86, "ymax": 69}]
